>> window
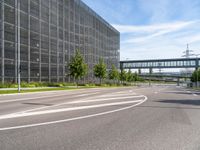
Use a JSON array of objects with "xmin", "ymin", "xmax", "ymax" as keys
[
  {"xmin": 4, "ymin": 0, "xmax": 15, "ymax": 7},
  {"xmin": 41, "ymin": 22, "xmax": 49, "ymax": 36},
  {"xmin": 20, "ymin": 0, "xmax": 28, "ymax": 12},
  {"xmin": 20, "ymin": 29, "xmax": 28, "ymax": 45},
  {"xmin": 20, "ymin": 12, "xmax": 28, "ymax": 29},
  {"xmin": 41, "ymin": 35, "xmax": 49, "ymax": 51},
  {"xmin": 30, "ymin": 1, "xmax": 39, "ymax": 18},
  {"xmin": 20, "ymin": 45, "xmax": 28, "ymax": 61},
  {"xmin": 4, "ymin": 23, "xmax": 15, "ymax": 42},
  {"xmin": 30, "ymin": 32, "xmax": 39, "ymax": 48},
  {"xmin": 4, "ymin": 41, "xmax": 15, "ymax": 59},
  {"xmin": 41, "ymin": 6, "xmax": 49, "ymax": 22},
  {"xmin": 41, "ymin": 53, "xmax": 49, "ymax": 63},
  {"xmin": 30, "ymin": 47, "xmax": 39, "ymax": 62},
  {"xmin": 4, "ymin": 5, "xmax": 15, "ymax": 24},
  {"xmin": 30, "ymin": 17, "xmax": 39, "ymax": 33},
  {"xmin": 50, "ymin": 25, "xmax": 57, "ymax": 38}
]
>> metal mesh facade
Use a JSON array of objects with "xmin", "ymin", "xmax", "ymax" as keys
[{"xmin": 0, "ymin": 0, "xmax": 120, "ymax": 83}]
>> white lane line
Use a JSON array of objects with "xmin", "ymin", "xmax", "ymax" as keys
[
  {"xmin": 0, "ymin": 92, "xmax": 137, "ymax": 117},
  {"xmin": 99, "ymin": 93, "xmax": 136, "ymax": 97},
  {"xmin": 193, "ymin": 94, "xmax": 198, "ymax": 96},
  {"xmin": 0, "ymin": 99, "xmax": 145, "ymax": 120},
  {"xmin": 0, "ymin": 92, "xmax": 100, "ymax": 116},
  {"xmin": 0, "ymin": 96, "xmax": 147, "ymax": 131},
  {"xmin": 69, "ymin": 95, "xmax": 144, "ymax": 104},
  {"xmin": 0, "ymin": 92, "xmax": 100, "ymax": 104}
]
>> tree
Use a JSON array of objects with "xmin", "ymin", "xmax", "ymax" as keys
[
  {"xmin": 127, "ymin": 69, "xmax": 134, "ymax": 82},
  {"xmin": 120, "ymin": 69, "xmax": 127, "ymax": 84},
  {"xmin": 94, "ymin": 58, "xmax": 107, "ymax": 85},
  {"xmin": 68, "ymin": 50, "xmax": 88, "ymax": 85},
  {"xmin": 108, "ymin": 65, "xmax": 119, "ymax": 83},
  {"xmin": 191, "ymin": 69, "xmax": 200, "ymax": 82}
]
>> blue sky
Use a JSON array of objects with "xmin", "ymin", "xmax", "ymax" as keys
[{"xmin": 82, "ymin": 0, "xmax": 200, "ymax": 61}]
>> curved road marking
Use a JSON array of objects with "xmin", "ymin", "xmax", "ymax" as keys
[
  {"xmin": 2, "ymin": 94, "xmax": 142, "ymax": 117},
  {"xmin": 0, "ymin": 96, "xmax": 147, "ymax": 131},
  {"xmin": 0, "ymin": 99, "xmax": 145, "ymax": 120}
]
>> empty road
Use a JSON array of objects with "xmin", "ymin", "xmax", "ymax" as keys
[{"xmin": 0, "ymin": 85, "xmax": 200, "ymax": 150}]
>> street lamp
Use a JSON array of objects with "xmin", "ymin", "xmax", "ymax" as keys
[{"xmin": 17, "ymin": 0, "xmax": 21, "ymax": 93}]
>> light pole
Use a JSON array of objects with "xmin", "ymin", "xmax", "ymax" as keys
[{"xmin": 17, "ymin": 0, "xmax": 21, "ymax": 93}]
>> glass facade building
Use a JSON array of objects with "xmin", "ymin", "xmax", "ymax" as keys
[{"xmin": 0, "ymin": 0, "xmax": 120, "ymax": 83}]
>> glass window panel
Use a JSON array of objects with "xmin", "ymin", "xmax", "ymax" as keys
[
  {"xmin": 4, "ymin": 5, "xmax": 15, "ymax": 24},
  {"xmin": 4, "ymin": 23, "xmax": 15, "ymax": 42},
  {"xmin": 4, "ymin": 41, "xmax": 15, "ymax": 59}
]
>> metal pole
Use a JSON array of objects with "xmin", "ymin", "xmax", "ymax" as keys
[{"xmin": 17, "ymin": 0, "xmax": 21, "ymax": 93}]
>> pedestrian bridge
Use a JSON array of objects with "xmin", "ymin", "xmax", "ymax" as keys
[{"xmin": 120, "ymin": 58, "xmax": 200, "ymax": 70}]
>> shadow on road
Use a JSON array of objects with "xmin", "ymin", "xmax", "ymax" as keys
[
  {"xmin": 156, "ymin": 99, "xmax": 200, "ymax": 106},
  {"xmin": 137, "ymin": 105, "xmax": 200, "ymax": 110},
  {"xmin": 164, "ymin": 91, "xmax": 200, "ymax": 95}
]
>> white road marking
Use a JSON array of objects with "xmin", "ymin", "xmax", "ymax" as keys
[
  {"xmin": 99, "ymin": 93, "xmax": 136, "ymax": 97},
  {"xmin": 0, "ymin": 92, "xmax": 100, "ymax": 115},
  {"xmin": 0, "ymin": 96, "xmax": 147, "ymax": 131},
  {"xmin": 0, "ymin": 99, "xmax": 145, "ymax": 120},
  {"xmin": 69, "ymin": 95, "xmax": 144, "ymax": 104},
  {"xmin": 0, "ymin": 92, "xmax": 137, "ymax": 117},
  {"xmin": 193, "ymin": 94, "xmax": 198, "ymax": 96},
  {"xmin": 0, "ymin": 92, "xmax": 100, "ymax": 104}
]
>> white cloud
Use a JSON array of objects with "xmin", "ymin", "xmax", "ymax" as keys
[
  {"xmin": 113, "ymin": 21, "xmax": 197, "ymax": 34},
  {"xmin": 116, "ymin": 20, "xmax": 200, "ymax": 60}
]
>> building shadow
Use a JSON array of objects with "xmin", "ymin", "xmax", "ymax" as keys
[
  {"xmin": 137, "ymin": 105, "xmax": 200, "ymax": 110},
  {"xmin": 156, "ymin": 99, "xmax": 200, "ymax": 106}
]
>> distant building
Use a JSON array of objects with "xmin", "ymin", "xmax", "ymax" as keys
[{"xmin": 0, "ymin": 0, "xmax": 120, "ymax": 83}]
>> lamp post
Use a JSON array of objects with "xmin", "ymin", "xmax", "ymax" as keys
[{"xmin": 17, "ymin": 0, "xmax": 21, "ymax": 93}]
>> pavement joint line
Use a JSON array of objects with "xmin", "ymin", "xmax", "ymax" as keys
[
  {"xmin": 0, "ymin": 96, "xmax": 147, "ymax": 131},
  {"xmin": 0, "ymin": 99, "xmax": 146, "ymax": 120}
]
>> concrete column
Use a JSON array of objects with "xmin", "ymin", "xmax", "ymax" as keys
[
  {"xmin": 138, "ymin": 69, "xmax": 141, "ymax": 74},
  {"xmin": 149, "ymin": 68, "xmax": 153, "ymax": 74},
  {"xmin": 177, "ymin": 78, "xmax": 180, "ymax": 86},
  {"xmin": 1, "ymin": 1, "xmax": 4, "ymax": 83}
]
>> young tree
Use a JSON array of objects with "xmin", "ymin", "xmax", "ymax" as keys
[
  {"xmin": 120, "ymin": 69, "xmax": 127, "ymax": 84},
  {"xmin": 108, "ymin": 65, "xmax": 119, "ymax": 83},
  {"xmin": 94, "ymin": 58, "xmax": 107, "ymax": 85},
  {"xmin": 68, "ymin": 50, "xmax": 88, "ymax": 85},
  {"xmin": 191, "ymin": 69, "xmax": 200, "ymax": 82},
  {"xmin": 127, "ymin": 69, "xmax": 134, "ymax": 82}
]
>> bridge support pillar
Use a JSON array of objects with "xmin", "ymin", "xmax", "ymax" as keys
[
  {"xmin": 177, "ymin": 78, "xmax": 180, "ymax": 86},
  {"xmin": 138, "ymin": 69, "xmax": 141, "ymax": 74},
  {"xmin": 149, "ymin": 68, "xmax": 153, "ymax": 74}
]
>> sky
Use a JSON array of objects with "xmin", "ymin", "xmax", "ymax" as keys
[{"xmin": 82, "ymin": 0, "xmax": 200, "ymax": 61}]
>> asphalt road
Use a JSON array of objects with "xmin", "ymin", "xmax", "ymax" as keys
[{"xmin": 0, "ymin": 85, "xmax": 200, "ymax": 150}]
